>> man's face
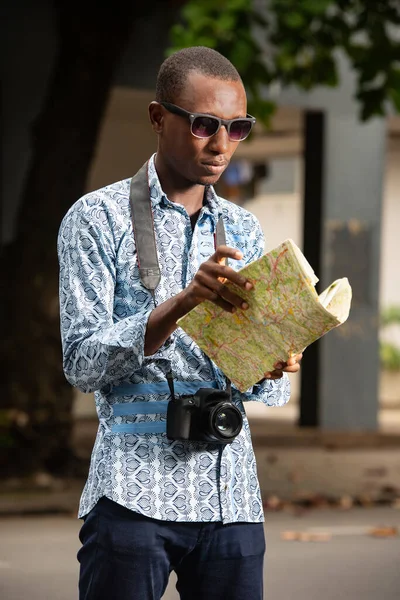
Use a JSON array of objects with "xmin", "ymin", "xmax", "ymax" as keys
[{"xmin": 153, "ymin": 71, "xmax": 248, "ymax": 186}]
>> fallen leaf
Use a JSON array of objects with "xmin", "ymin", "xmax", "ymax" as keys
[
  {"xmin": 281, "ymin": 531, "xmax": 332, "ymax": 542},
  {"xmin": 281, "ymin": 530, "xmax": 299, "ymax": 541},
  {"xmin": 368, "ymin": 527, "xmax": 398, "ymax": 538},
  {"xmin": 265, "ymin": 495, "xmax": 281, "ymax": 510},
  {"xmin": 339, "ymin": 495, "xmax": 353, "ymax": 510}
]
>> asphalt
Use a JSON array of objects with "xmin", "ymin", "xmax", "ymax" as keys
[
  {"xmin": 1, "ymin": 507, "xmax": 400, "ymax": 600},
  {"xmin": 1, "ymin": 416, "xmax": 400, "ymax": 599}
]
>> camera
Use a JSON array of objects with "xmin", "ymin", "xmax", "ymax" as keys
[{"xmin": 166, "ymin": 388, "xmax": 242, "ymax": 444}]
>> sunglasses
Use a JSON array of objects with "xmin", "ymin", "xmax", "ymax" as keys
[{"xmin": 160, "ymin": 102, "xmax": 256, "ymax": 142}]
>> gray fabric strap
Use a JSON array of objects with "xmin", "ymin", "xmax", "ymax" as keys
[
  {"xmin": 129, "ymin": 166, "xmax": 231, "ymax": 390},
  {"xmin": 215, "ymin": 211, "xmax": 231, "ymax": 389},
  {"xmin": 215, "ymin": 213, "xmax": 228, "ymax": 267},
  {"xmin": 129, "ymin": 163, "xmax": 227, "ymax": 291},
  {"xmin": 215, "ymin": 215, "xmax": 226, "ymax": 247},
  {"xmin": 129, "ymin": 162, "xmax": 161, "ymax": 293}
]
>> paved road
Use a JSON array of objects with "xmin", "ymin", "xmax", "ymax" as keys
[{"xmin": 1, "ymin": 506, "xmax": 399, "ymax": 599}]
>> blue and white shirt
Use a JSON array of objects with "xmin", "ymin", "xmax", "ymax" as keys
[{"xmin": 58, "ymin": 154, "xmax": 290, "ymax": 523}]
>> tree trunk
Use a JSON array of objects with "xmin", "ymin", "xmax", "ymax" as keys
[{"xmin": 0, "ymin": 1, "xmax": 139, "ymax": 476}]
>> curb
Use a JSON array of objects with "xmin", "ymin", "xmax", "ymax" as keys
[{"xmin": 0, "ymin": 483, "xmax": 82, "ymax": 517}]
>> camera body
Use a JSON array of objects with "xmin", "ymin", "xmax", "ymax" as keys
[{"xmin": 166, "ymin": 388, "xmax": 242, "ymax": 444}]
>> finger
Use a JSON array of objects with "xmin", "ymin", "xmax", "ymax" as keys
[
  {"xmin": 209, "ymin": 293, "xmax": 239, "ymax": 313},
  {"xmin": 188, "ymin": 275, "xmax": 246, "ymax": 312},
  {"xmin": 193, "ymin": 275, "xmax": 243, "ymax": 312},
  {"xmin": 213, "ymin": 246, "xmax": 253, "ymax": 288},
  {"xmin": 264, "ymin": 370, "xmax": 284, "ymax": 380},
  {"xmin": 195, "ymin": 271, "xmax": 249, "ymax": 309},
  {"xmin": 282, "ymin": 363, "xmax": 301, "ymax": 374},
  {"xmin": 272, "ymin": 362, "xmax": 301, "ymax": 374},
  {"xmin": 199, "ymin": 266, "xmax": 252, "ymax": 302},
  {"xmin": 274, "ymin": 353, "xmax": 303, "ymax": 370},
  {"xmin": 213, "ymin": 281, "xmax": 250, "ymax": 310},
  {"xmin": 211, "ymin": 263, "xmax": 253, "ymax": 290},
  {"xmin": 283, "ymin": 354, "xmax": 302, "ymax": 373},
  {"xmin": 214, "ymin": 245, "xmax": 244, "ymax": 262},
  {"xmin": 217, "ymin": 255, "xmax": 229, "ymax": 283},
  {"xmin": 287, "ymin": 353, "xmax": 302, "ymax": 366}
]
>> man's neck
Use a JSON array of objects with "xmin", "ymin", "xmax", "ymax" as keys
[
  {"xmin": 168, "ymin": 188, "xmax": 206, "ymax": 217},
  {"xmin": 154, "ymin": 155, "xmax": 206, "ymax": 216}
]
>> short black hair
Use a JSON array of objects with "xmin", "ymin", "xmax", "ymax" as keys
[{"xmin": 155, "ymin": 46, "xmax": 242, "ymax": 103}]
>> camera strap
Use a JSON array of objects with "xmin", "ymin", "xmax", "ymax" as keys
[
  {"xmin": 128, "ymin": 160, "xmax": 232, "ymax": 403},
  {"xmin": 129, "ymin": 161, "xmax": 228, "ymax": 299},
  {"xmin": 129, "ymin": 162, "xmax": 161, "ymax": 298}
]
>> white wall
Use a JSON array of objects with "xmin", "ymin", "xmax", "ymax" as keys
[
  {"xmin": 379, "ymin": 145, "xmax": 400, "ymax": 360},
  {"xmin": 380, "ymin": 147, "xmax": 400, "ymax": 308},
  {"xmin": 244, "ymin": 185, "xmax": 303, "ymax": 409}
]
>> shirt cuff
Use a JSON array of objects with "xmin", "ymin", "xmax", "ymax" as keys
[{"xmin": 244, "ymin": 373, "xmax": 291, "ymax": 406}]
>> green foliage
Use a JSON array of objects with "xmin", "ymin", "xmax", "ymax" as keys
[
  {"xmin": 169, "ymin": 0, "xmax": 400, "ymax": 124},
  {"xmin": 381, "ymin": 305, "xmax": 400, "ymax": 327},
  {"xmin": 169, "ymin": 0, "xmax": 275, "ymax": 126},
  {"xmin": 380, "ymin": 342, "xmax": 400, "ymax": 372},
  {"xmin": 380, "ymin": 305, "xmax": 400, "ymax": 371}
]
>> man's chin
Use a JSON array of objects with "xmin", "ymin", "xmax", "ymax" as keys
[{"xmin": 194, "ymin": 173, "xmax": 223, "ymax": 186}]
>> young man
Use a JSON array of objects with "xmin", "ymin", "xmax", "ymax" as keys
[{"xmin": 58, "ymin": 46, "xmax": 301, "ymax": 600}]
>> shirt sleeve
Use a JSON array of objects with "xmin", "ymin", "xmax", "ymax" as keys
[
  {"xmin": 57, "ymin": 200, "xmax": 151, "ymax": 393},
  {"xmin": 240, "ymin": 212, "xmax": 291, "ymax": 407},
  {"xmin": 242, "ymin": 373, "xmax": 291, "ymax": 406}
]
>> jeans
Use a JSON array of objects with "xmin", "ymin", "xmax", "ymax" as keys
[{"xmin": 78, "ymin": 496, "xmax": 265, "ymax": 600}]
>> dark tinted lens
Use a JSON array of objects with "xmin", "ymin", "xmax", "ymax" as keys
[
  {"xmin": 192, "ymin": 116, "xmax": 219, "ymax": 138},
  {"xmin": 229, "ymin": 120, "xmax": 252, "ymax": 141}
]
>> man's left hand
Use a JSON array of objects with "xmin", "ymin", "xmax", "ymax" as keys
[{"xmin": 264, "ymin": 353, "xmax": 303, "ymax": 380}]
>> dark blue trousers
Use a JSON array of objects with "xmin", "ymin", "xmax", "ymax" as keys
[{"xmin": 78, "ymin": 497, "xmax": 265, "ymax": 600}]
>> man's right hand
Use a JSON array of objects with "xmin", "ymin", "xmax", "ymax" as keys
[
  {"xmin": 182, "ymin": 245, "xmax": 253, "ymax": 313},
  {"xmin": 144, "ymin": 246, "xmax": 253, "ymax": 356}
]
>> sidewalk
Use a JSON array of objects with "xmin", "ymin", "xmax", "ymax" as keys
[
  {"xmin": 247, "ymin": 402, "xmax": 400, "ymax": 505},
  {"xmin": 247, "ymin": 401, "xmax": 400, "ymax": 444},
  {"xmin": 1, "ymin": 406, "xmax": 400, "ymax": 516}
]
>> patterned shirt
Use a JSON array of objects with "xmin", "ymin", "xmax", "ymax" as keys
[{"xmin": 58, "ymin": 154, "xmax": 290, "ymax": 523}]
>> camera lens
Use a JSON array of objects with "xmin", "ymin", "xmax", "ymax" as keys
[
  {"xmin": 209, "ymin": 404, "xmax": 242, "ymax": 441},
  {"xmin": 215, "ymin": 411, "xmax": 230, "ymax": 432}
]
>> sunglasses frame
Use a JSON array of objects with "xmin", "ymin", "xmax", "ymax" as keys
[{"xmin": 160, "ymin": 102, "xmax": 256, "ymax": 141}]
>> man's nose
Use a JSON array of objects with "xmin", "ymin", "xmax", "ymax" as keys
[{"xmin": 208, "ymin": 125, "xmax": 230, "ymax": 153}]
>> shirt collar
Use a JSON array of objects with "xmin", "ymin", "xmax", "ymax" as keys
[
  {"xmin": 147, "ymin": 153, "xmax": 222, "ymax": 219},
  {"xmin": 148, "ymin": 154, "xmax": 168, "ymax": 207}
]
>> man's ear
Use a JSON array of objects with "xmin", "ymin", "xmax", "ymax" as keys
[{"xmin": 149, "ymin": 101, "xmax": 164, "ymax": 133}]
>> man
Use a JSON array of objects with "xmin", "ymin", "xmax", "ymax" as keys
[{"xmin": 58, "ymin": 46, "xmax": 301, "ymax": 600}]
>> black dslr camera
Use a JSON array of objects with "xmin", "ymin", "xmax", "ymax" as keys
[{"xmin": 167, "ymin": 387, "xmax": 242, "ymax": 444}]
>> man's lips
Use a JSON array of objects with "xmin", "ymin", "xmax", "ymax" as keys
[{"xmin": 202, "ymin": 161, "xmax": 228, "ymax": 174}]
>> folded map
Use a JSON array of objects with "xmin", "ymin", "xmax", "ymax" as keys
[{"xmin": 177, "ymin": 239, "xmax": 352, "ymax": 391}]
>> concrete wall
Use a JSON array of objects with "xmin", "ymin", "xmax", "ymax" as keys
[{"xmin": 381, "ymin": 144, "xmax": 400, "ymax": 308}]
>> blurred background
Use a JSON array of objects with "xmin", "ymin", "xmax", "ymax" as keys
[{"xmin": 1, "ymin": 1, "xmax": 400, "ymax": 598}]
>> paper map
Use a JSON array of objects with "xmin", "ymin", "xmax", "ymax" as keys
[{"xmin": 177, "ymin": 239, "xmax": 352, "ymax": 391}]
